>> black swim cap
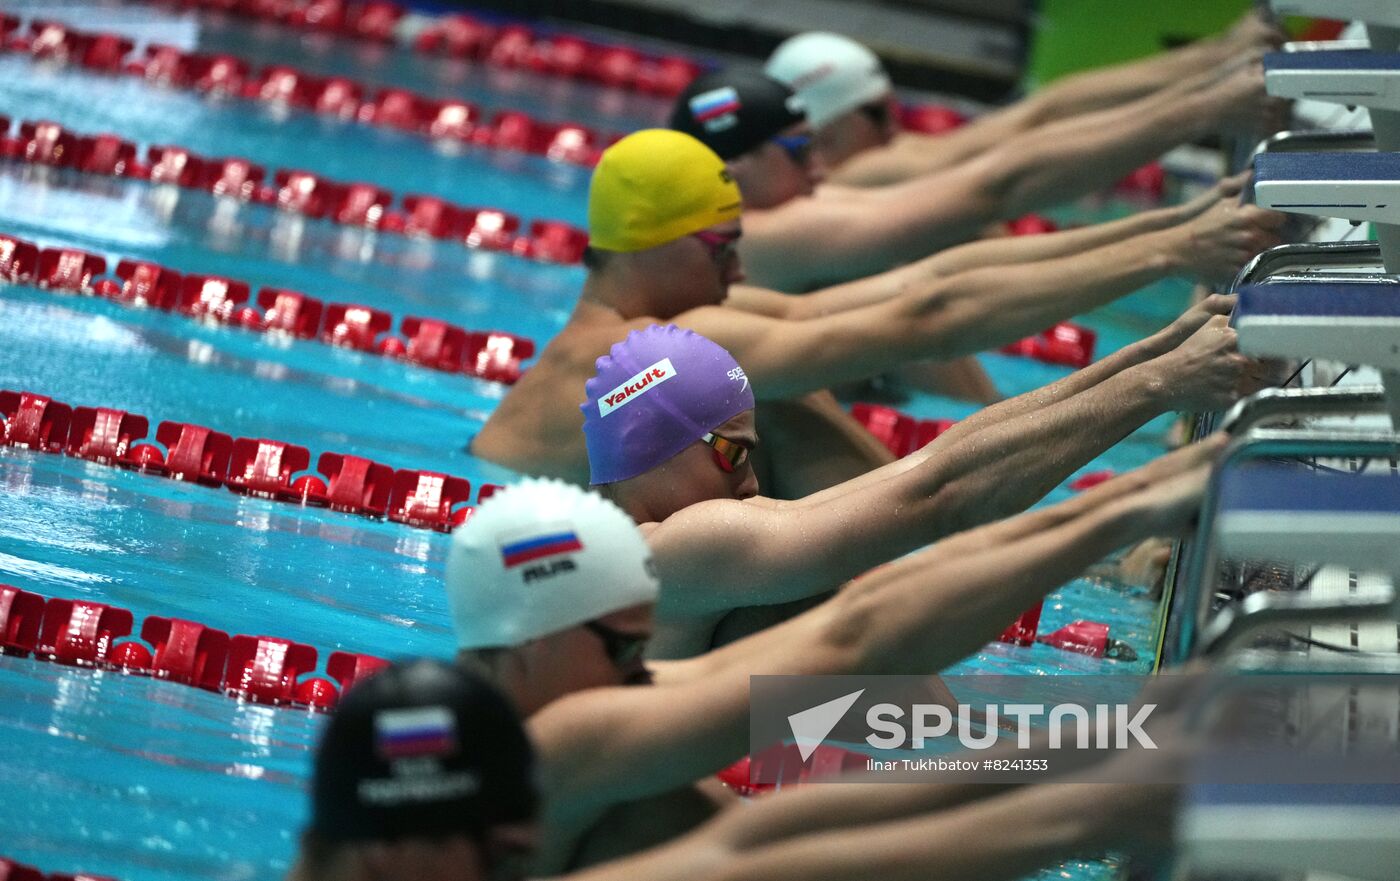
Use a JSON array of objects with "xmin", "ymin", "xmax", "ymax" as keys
[
  {"xmin": 669, "ymin": 68, "xmax": 806, "ymax": 160},
  {"xmin": 310, "ymin": 658, "xmax": 538, "ymax": 843}
]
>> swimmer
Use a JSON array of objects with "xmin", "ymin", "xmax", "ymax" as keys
[
  {"xmin": 470, "ymin": 130, "xmax": 1281, "ymax": 494},
  {"xmin": 290, "ymin": 657, "xmax": 1190, "ymax": 881},
  {"xmin": 669, "ymin": 68, "xmax": 1281, "ymax": 400},
  {"xmin": 582, "ymin": 319, "xmax": 1253, "ymax": 656},
  {"xmin": 769, "ymin": 12, "xmax": 1285, "ymax": 187},
  {"xmin": 444, "ymin": 437, "xmax": 1222, "ymax": 871},
  {"xmin": 669, "ymin": 53, "xmax": 1280, "ymax": 294},
  {"xmin": 288, "ymin": 659, "xmax": 538, "ymax": 881}
]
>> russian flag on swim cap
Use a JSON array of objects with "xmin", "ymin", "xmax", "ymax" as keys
[
  {"xmin": 447, "ymin": 479, "xmax": 660, "ymax": 650},
  {"xmin": 374, "ymin": 706, "xmax": 459, "ymax": 760},
  {"xmin": 499, "ymin": 526, "xmax": 584, "ymax": 568},
  {"xmin": 582, "ymin": 325, "xmax": 755, "ymax": 485},
  {"xmin": 690, "ymin": 86, "xmax": 742, "ymax": 123},
  {"xmin": 670, "ymin": 69, "xmax": 806, "ymax": 160}
]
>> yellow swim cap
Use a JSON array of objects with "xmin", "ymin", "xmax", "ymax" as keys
[{"xmin": 588, "ymin": 129, "xmax": 744, "ymax": 253}]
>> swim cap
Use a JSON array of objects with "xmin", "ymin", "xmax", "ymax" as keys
[
  {"xmin": 669, "ymin": 69, "xmax": 806, "ymax": 160},
  {"xmin": 582, "ymin": 324, "xmax": 754, "ymax": 485},
  {"xmin": 766, "ymin": 33, "xmax": 892, "ymax": 130},
  {"xmin": 588, "ymin": 129, "xmax": 743, "ymax": 253},
  {"xmin": 447, "ymin": 478, "xmax": 659, "ymax": 649},
  {"xmin": 310, "ymin": 658, "xmax": 537, "ymax": 843}
]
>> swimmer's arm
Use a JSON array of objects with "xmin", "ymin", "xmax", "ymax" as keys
[
  {"xmin": 770, "ymin": 203, "xmax": 1195, "ymax": 315},
  {"xmin": 719, "ymin": 285, "xmax": 805, "ymax": 318},
  {"xmin": 1010, "ymin": 28, "xmax": 1243, "ymax": 123},
  {"xmin": 687, "ymin": 227, "xmax": 1196, "ymax": 398},
  {"xmin": 738, "ymin": 164, "xmax": 1002, "ymax": 289},
  {"xmin": 909, "ymin": 436, "xmax": 1222, "ymax": 563},
  {"xmin": 651, "ymin": 360, "xmax": 1173, "ymax": 616},
  {"xmin": 885, "ymin": 201, "xmax": 1196, "ymax": 281},
  {"xmin": 829, "ymin": 27, "xmax": 1254, "ymax": 188},
  {"xmin": 603, "ymin": 779, "xmax": 1166, "ymax": 881},
  {"xmin": 968, "ymin": 67, "xmax": 1254, "ymax": 222},
  {"xmin": 528, "ymin": 661, "xmax": 753, "ymax": 814},
  {"xmin": 804, "ymin": 462, "xmax": 1202, "ymax": 676},
  {"xmin": 648, "ymin": 496, "xmax": 907, "ymax": 616},
  {"xmin": 609, "ymin": 468, "xmax": 1199, "ymax": 815},
  {"xmin": 758, "ymin": 73, "xmax": 1244, "ymax": 287},
  {"xmin": 927, "ymin": 294, "xmax": 1235, "ymax": 449}
]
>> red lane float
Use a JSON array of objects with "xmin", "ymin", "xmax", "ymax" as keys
[
  {"xmin": 114, "ymin": 260, "xmax": 180, "ymax": 309},
  {"xmin": 0, "ymin": 585, "xmax": 44, "ymax": 657},
  {"xmin": 0, "ymin": 232, "xmax": 538, "ymax": 384},
  {"xmin": 0, "ymin": 235, "xmax": 39, "ymax": 281},
  {"xmin": 717, "ymin": 743, "xmax": 867, "ymax": 796},
  {"xmin": 318, "ymin": 453, "xmax": 394, "ymax": 515},
  {"xmin": 899, "ymin": 103, "xmax": 967, "ymax": 135},
  {"xmin": 1006, "ymin": 214, "xmax": 1058, "ymax": 236},
  {"xmin": 37, "ymin": 598, "xmax": 134, "ymax": 666},
  {"xmin": 226, "ymin": 437, "xmax": 311, "ymax": 498},
  {"xmin": 999, "ymin": 322, "xmax": 1097, "ymax": 369},
  {"xmin": 0, "ymin": 392, "xmax": 72, "ymax": 453},
  {"xmin": 67, "ymin": 408, "xmax": 150, "ymax": 464},
  {"xmin": 997, "ymin": 602, "xmax": 1043, "ymax": 647},
  {"xmin": 389, "ymin": 470, "xmax": 473, "ymax": 532},
  {"xmin": 0, "ymin": 116, "xmax": 586, "ymax": 265},
  {"xmin": 1068, "ymin": 470, "xmax": 1115, "ymax": 492},
  {"xmin": 0, "ymin": 583, "xmax": 390, "ymax": 712},
  {"xmin": 2, "ymin": 21, "xmax": 620, "ymax": 168},
  {"xmin": 1036, "ymin": 620, "xmax": 1136, "ymax": 661},
  {"xmin": 0, "ymin": 387, "xmax": 499, "ymax": 531},
  {"xmin": 138, "ymin": 0, "xmax": 704, "ymax": 97},
  {"xmin": 1, "ymin": 855, "xmax": 119, "ymax": 881},
  {"xmin": 139, "ymin": 616, "xmax": 230, "ymax": 689},
  {"xmin": 849, "ymin": 402, "xmax": 956, "ymax": 459},
  {"xmin": 1115, "ymin": 162, "xmax": 1166, "ymax": 201}
]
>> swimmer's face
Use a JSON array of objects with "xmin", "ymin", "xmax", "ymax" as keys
[
  {"xmin": 481, "ymin": 821, "xmax": 540, "ymax": 881},
  {"xmin": 727, "ymin": 122, "xmax": 824, "ymax": 209},
  {"xmin": 583, "ymin": 603, "xmax": 655, "ymax": 687},
  {"xmin": 614, "ymin": 410, "xmax": 760, "ymax": 523},
  {"xmin": 634, "ymin": 219, "xmax": 744, "ymax": 315},
  {"xmin": 812, "ymin": 95, "xmax": 897, "ymax": 169},
  {"xmin": 524, "ymin": 603, "xmax": 654, "ymax": 699}
]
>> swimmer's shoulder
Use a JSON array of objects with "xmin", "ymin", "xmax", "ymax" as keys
[{"xmin": 552, "ymin": 314, "xmax": 659, "ymax": 365}]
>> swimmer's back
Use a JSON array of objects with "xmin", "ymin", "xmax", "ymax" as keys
[{"xmin": 472, "ymin": 311, "xmax": 655, "ymax": 483}]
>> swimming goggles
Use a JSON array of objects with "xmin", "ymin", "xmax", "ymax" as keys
[
  {"xmin": 584, "ymin": 620, "xmax": 649, "ymax": 666},
  {"xmin": 691, "ymin": 229, "xmax": 742, "ymax": 264},
  {"xmin": 771, "ymin": 132, "xmax": 812, "ymax": 166},
  {"xmin": 702, "ymin": 431, "xmax": 751, "ymax": 473}
]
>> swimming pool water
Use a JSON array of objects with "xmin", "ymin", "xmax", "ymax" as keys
[{"xmin": 0, "ymin": 6, "xmax": 1187, "ymax": 879}]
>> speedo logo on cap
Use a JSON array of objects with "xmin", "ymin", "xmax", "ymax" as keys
[
  {"xmin": 599, "ymin": 358, "xmax": 676, "ymax": 417},
  {"xmin": 790, "ymin": 62, "xmax": 836, "ymax": 90}
]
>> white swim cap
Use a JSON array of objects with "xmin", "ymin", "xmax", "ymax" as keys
[
  {"xmin": 446, "ymin": 478, "xmax": 659, "ymax": 649},
  {"xmin": 766, "ymin": 32, "xmax": 892, "ymax": 130}
]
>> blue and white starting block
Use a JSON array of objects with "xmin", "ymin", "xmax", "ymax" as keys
[
  {"xmin": 1265, "ymin": 49, "xmax": 1400, "ymax": 110},
  {"xmin": 1215, "ymin": 459, "xmax": 1400, "ymax": 573}
]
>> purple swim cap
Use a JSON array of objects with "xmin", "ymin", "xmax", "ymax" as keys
[{"xmin": 583, "ymin": 324, "xmax": 755, "ymax": 485}]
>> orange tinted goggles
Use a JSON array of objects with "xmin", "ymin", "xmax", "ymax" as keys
[{"xmin": 702, "ymin": 432, "xmax": 750, "ymax": 473}]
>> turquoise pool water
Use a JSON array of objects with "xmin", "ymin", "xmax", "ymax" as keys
[{"xmin": 0, "ymin": 6, "xmax": 1186, "ymax": 879}]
